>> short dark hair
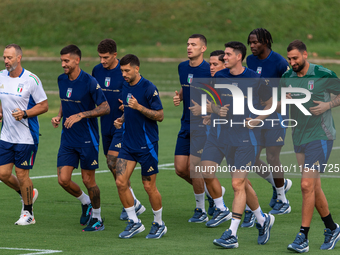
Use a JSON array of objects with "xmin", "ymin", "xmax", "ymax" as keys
[
  {"xmin": 60, "ymin": 44, "xmax": 82, "ymax": 59},
  {"xmin": 97, "ymin": 39, "xmax": 117, "ymax": 54},
  {"xmin": 5, "ymin": 43, "xmax": 23, "ymax": 56},
  {"xmin": 287, "ymin": 40, "xmax": 307, "ymax": 53},
  {"xmin": 189, "ymin": 34, "xmax": 207, "ymax": 46},
  {"xmin": 224, "ymin": 41, "xmax": 247, "ymax": 61},
  {"xmin": 210, "ymin": 50, "xmax": 225, "ymax": 63},
  {"xmin": 247, "ymin": 28, "xmax": 273, "ymax": 49},
  {"xmin": 120, "ymin": 54, "xmax": 140, "ymax": 67}
]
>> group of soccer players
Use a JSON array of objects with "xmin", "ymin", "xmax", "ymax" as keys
[
  {"xmin": 173, "ymin": 29, "xmax": 340, "ymax": 252},
  {"xmin": 0, "ymin": 27, "xmax": 340, "ymax": 251}
]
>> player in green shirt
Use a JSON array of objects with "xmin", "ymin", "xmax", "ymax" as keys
[{"xmin": 279, "ymin": 40, "xmax": 340, "ymax": 253}]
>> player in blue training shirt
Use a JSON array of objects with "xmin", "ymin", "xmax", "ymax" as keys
[
  {"xmin": 113, "ymin": 54, "xmax": 167, "ymax": 239},
  {"xmin": 92, "ymin": 39, "xmax": 145, "ymax": 221},
  {"xmin": 211, "ymin": 42, "xmax": 275, "ymax": 249},
  {"xmin": 51, "ymin": 45, "xmax": 110, "ymax": 232},
  {"xmin": 173, "ymin": 34, "xmax": 212, "ymax": 223},
  {"xmin": 246, "ymin": 28, "xmax": 292, "ymax": 221}
]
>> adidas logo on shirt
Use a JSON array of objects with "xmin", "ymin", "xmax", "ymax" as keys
[
  {"xmin": 246, "ymin": 161, "xmax": 252, "ymax": 167},
  {"xmin": 276, "ymin": 137, "xmax": 283, "ymax": 142},
  {"xmin": 21, "ymin": 161, "xmax": 28, "ymax": 166},
  {"xmin": 147, "ymin": 166, "xmax": 154, "ymax": 172},
  {"xmin": 115, "ymin": 143, "xmax": 121, "ymax": 148},
  {"xmin": 314, "ymin": 161, "xmax": 320, "ymax": 166},
  {"xmin": 153, "ymin": 90, "xmax": 158, "ymax": 96},
  {"xmin": 197, "ymin": 149, "xmax": 203, "ymax": 154},
  {"xmin": 91, "ymin": 160, "xmax": 98, "ymax": 166},
  {"xmin": 0, "ymin": 84, "xmax": 4, "ymax": 89}
]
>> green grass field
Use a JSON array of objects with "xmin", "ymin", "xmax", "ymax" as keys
[{"xmin": 1, "ymin": 60, "xmax": 340, "ymax": 255}]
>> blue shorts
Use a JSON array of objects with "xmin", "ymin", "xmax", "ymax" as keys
[
  {"xmin": 102, "ymin": 132, "xmax": 123, "ymax": 155},
  {"xmin": 226, "ymin": 145, "xmax": 259, "ymax": 170},
  {"xmin": 0, "ymin": 140, "xmax": 38, "ymax": 169},
  {"xmin": 174, "ymin": 129, "xmax": 207, "ymax": 157},
  {"xmin": 118, "ymin": 142, "xmax": 159, "ymax": 176},
  {"xmin": 57, "ymin": 144, "xmax": 99, "ymax": 170},
  {"xmin": 201, "ymin": 133, "xmax": 225, "ymax": 164},
  {"xmin": 260, "ymin": 128, "xmax": 286, "ymax": 147},
  {"xmin": 294, "ymin": 140, "xmax": 333, "ymax": 173}
]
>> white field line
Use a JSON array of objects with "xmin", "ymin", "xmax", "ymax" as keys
[
  {"xmin": 0, "ymin": 247, "xmax": 62, "ymax": 255},
  {"xmin": 1, "ymin": 148, "xmax": 340, "ymax": 183}
]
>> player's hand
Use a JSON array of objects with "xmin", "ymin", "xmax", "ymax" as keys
[
  {"xmin": 173, "ymin": 91, "xmax": 181, "ymax": 106},
  {"xmin": 218, "ymin": 104, "xmax": 230, "ymax": 117},
  {"xmin": 286, "ymin": 93, "xmax": 292, "ymax": 99},
  {"xmin": 51, "ymin": 116, "xmax": 62, "ymax": 128},
  {"xmin": 189, "ymin": 99, "xmax": 201, "ymax": 116},
  {"xmin": 206, "ymin": 99, "xmax": 212, "ymax": 113},
  {"xmin": 202, "ymin": 115, "xmax": 211, "ymax": 125},
  {"xmin": 245, "ymin": 117, "xmax": 263, "ymax": 129},
  {"xmin": 114, "ymin": 117, "xmax": 124, "ymax": 129},
  {"xmin": 128, "ymin": 95, "xmax": 140, "ymax": 110},
  {"xmin": 11, "ymin": 108, "xmax": 24, "ymax": 121},
  {"xmin": 309, "ymin": 100, "xmax": 330, "ymax": 116},
  {"xmin": 118, "ymin": 99, "xmax": 124, "ymax": 112},
  {"xmin": 64, "ymin": 113, "xmax": 83, "ymax": 129}
]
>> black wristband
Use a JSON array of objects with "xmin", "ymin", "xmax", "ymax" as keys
[{"xmin": 23, "ymin": 110, "xmax": 28, "ymax": 119}]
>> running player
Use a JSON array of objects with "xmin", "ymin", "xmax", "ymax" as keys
[
  {"xmin": 114, "ymin": 54, "xmax": 166, "ymax": 239},
  {"xmin": 241, "ymin": 28, "xmax": 292, "ymax": 227},
  {"xmin": 0, "ymin": 44, "xmax": 48, "ymax": 225},
  {"xmin": 278, "ymin": 40, "xmax": 340, "ymax": 252},
  {"xmin": 173, "ymin": 34, "xmax": 211, "ymax": 222},
  {"xmin": 212, "ymin": 41, "xmax": 275, "ymax": 248},
  {"xmin": 51, "ymin": 45, "xmax": 109, "ymax": 231},
  {"xmin": 92, "ymin": 39, "xmax": 145, "ymax": 220}
]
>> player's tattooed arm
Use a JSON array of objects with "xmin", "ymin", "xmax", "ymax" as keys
[
  {"xmin": 329, "ymin": 94, "xmax": 340, "ymax": 108},
  {"xmin": 64, "ymin": 101, "xmax": 110, "ymax": 129},
  {"xmin": 81, "ymin": 101, "xmax": 110, "ymax": 118},
  {"xmin": 139, "ymin": 107, "xmax": 164, "ymax": 122}
]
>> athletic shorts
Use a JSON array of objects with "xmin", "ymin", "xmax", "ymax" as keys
[
  {"xmin": 225, "ymin": 145, "xmax": 259, "ymax": 170},
  {"xmin": 0, "ymin": 140, "xmax": 38, "ymax": 169},
  {"xmin": 118, "ymin": 142, "xmax": 159, "ymax": 176},
  {"xmin": 102, "ymin": 132, "xmax": 123, "ymax": 155},
  {"xmin": 260, "ymin": 128, "xmax": 286, "ymax": 147},
  {"xmin": 174, "ymin": 129, "xmax": 207, "ymax": 157},
  {"xmin": 57, "ymin": 144, "xmax": 99, "ymax": 170},
  {"xmin": 294, "ymin": 140, "xmax": 333, "ymax": 173},
  {"xmin": 201, "ymin": 133, "xmax": 225, "ymax": 164}
]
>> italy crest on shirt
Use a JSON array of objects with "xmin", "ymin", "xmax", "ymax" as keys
[
  {"xmin": 105, "ymin": 77, "xmax": 111, "ymax": 87},
  {"xmin": 187, "ymin": 74, "xmax": 193, "ymax": 84},
  {"xmin": 17, "ymin": 83, "xmax": 24, "ymax": 93},
  {"xmin": 127, "ymin": 93, "xmax": 132, "ymax": 103},
  {"xmin": 66, "ymin": 88, "xmax": 72, "ymax": 98},
  {"xmin": 256, "ymin": 67, "xmax": 262, "ymax": 74}
]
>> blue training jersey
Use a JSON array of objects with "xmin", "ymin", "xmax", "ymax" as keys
[
  {"xmin": 247, "ymin": 51, "xmax": 290, "ymax": 129},
  {"xmin": 58, "ymin": 70, "xmax": 107, "ymax": 147},
  {"xmin": 178, "ymin": 60, "xmax": 211, "ymax": 131},
  {"xmin": 122, "ymin": 76, "xmax": 163, "ymax": 152},
  {"xmin": 92, "ymin": 60, "xmax": 124, "ymax": 136},
  {"xmin": 214, "ymin": 67, "xmax": 272, "ymax": 146}
]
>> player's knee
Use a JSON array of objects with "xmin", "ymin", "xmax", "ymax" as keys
[
  {"xmin": 266, "ymin": 153, "xmax": 279, "ymax": 165},
  {"xmin": 115, "ymin": 177, "xmax": 129, "ymax": 190},
  {"xmin": 301, "ymin": 179, "xmax": 314, "ymax": 194},
  {"xmin": 15, "ymin": 169, "xmax": 29, "ymax": 183},
  {"xmin": 82, "ymin": 177, "xmax": 95, "ymax": 189},
  {"xmin": 175, "ymin": 164, "xmax": 188, "ymax": 178},
  {"xmin": 232, "ymin": 178, "xmax": 245, "ymax": 192},
  {"xmin": 0, "ymin": 170, "xmax": 11, "ymax": 181},
  {"xmin": 58, "ymin": 176, "xmax": 70, "ymax": 188}
]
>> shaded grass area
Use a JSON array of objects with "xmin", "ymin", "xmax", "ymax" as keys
[{"xmin": 1, "ymin": 0, "xmax": 340, "ymax": 58}]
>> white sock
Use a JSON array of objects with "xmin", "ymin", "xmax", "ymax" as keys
[
  {"xmin": 76, "ymin": 191, "xmax": 91, "ymax": 205},
  {"xmin": 92, "ymin": 208, "xmax": 102, "ymax": 221},
  {"xmin": 214, "ymin": 197, "xmax": 226, "ymax": 211},
  {"xmin": 245, "ymin": 204, "xmax": 251, "ymax": 211},
  {"xmin": 221, "ymin": 186, "xmax": 226, "ymax": 196},
  {"xmin": 125, "ymin": 206, "xmax": 138, "ymax": 222},
  {"xmin": 194, "ymin": 192, "xmax": 206, "ymax": 212},
  {"xmin": 129, "ymin": 187, "xmax": 137, "ymax": 200},
  {"xmin": 264, "ymin": 172, "xmax": 276, "ymax": 187},
  {"xmin": 229, "ymin": 218, "xmax": 241, "ymax": 236},
  {"xmin": 252, "ymin": 206, "xmax": 266, "ymax": 226},
  {"xmin": 152, "ymin": 207, "xmax": 163, "ymax": 225},
  {"xmin": 204, "ymin": 182, "xmax": 211, "ymax": 198},
  {"xmin": 276, "ymin": 186, "xmax": 287, "ymax": 203}
]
